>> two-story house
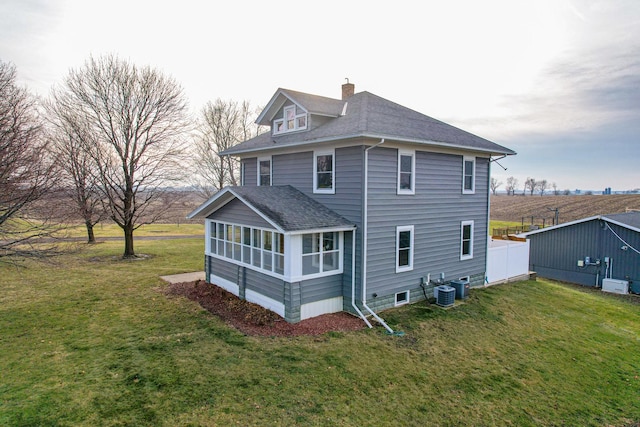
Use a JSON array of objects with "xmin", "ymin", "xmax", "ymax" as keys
[{"xmin": 188, "ymin": 83, "xmax": 515, "ymax": 328}]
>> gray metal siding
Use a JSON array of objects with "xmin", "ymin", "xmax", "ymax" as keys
[
  {"xmin": 528, "ymin": 219, "xmax": 640, "ymax": 288},
  {"xmin": 365, "ymin": 147, "xmax": 488, "ymax": 301},
  {"xmin": 241, "ymin": 157, "xmax": 257, "ymax": 187},
  {"xmin": 206, "ymin": 197, "xmax": 272, "ymax": 229}
]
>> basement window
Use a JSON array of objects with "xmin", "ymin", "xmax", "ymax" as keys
[{"xmin": 395, "ymin": 290, "xmax": 410, "ymax": 306}]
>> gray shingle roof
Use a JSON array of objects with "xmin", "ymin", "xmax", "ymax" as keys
[
  {"xmin": 188, "ymin": 185, "xmax": 355, "ymax": 233},
  {"xmin": 225, "ymin": 90, "xmax": 515, "ymax": 156}
]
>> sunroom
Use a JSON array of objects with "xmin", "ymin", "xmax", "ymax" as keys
[{"xmin": 187, "ymin": 185, "xmax": 356, "ymax": 322}]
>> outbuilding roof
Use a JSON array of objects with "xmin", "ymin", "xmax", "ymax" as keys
[
  {"xmin": 224, "ymin": 90, "xmax": 515, "ymax": 156},
  {"xmin": 521, "ymin": 211, "xmax": 640, "ymax": 237},
  {"xmin": 187, "ymin": 185, "xmax": 356, "ymax": 233}
]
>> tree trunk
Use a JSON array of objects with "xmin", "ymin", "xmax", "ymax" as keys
[
  {"xmin": 86, "ymin": 221, "xmax": 96, "ymax": 244},
  {"xmin": 123, "ymin": 225, "xmax": 135, "ymax": 258}
]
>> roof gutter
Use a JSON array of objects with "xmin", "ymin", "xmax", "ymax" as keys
[{"xmin": 362, "ymin": 139, "xmax": 397, "ymax": 334}]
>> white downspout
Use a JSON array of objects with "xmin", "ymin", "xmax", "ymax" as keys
[
  {"xmin": 352, "ymin": 229, "xmax": 372, "ymax": 327},
  {"xmin": 362, "ymin": 139, "xmax": 395, "ymax": 334}
]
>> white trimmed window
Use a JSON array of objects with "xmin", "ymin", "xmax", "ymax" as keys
[
  {"xmin": 395, "ymin": 290, "xmax": 410, "ymax": 306},
  {"xmin": 397, "ymin": 149, "xmax": 415, "ymax": 195},
  {"xmin": 314, "ymin": 150, "xmax": 335, "ymax": 194},
  {"xmin": 463, "ymin": 156, "xmax": 475, "ymax": 194},
  {"xmin": 273, "ymin": 105, "xmax": 307, "ymax": 135},
  {"xmin": 208, "ymin": 220, "xmax": 284, "ymax": 275},
  {"xmin": 396, "ymin": 225, "xmax": 414, "ymax": 272},
  {"xmin": 460, "ymin": 221, "xmax": 474, "ymax": 260},
  {"xmin": 302, "ymin": 232, "xmax": 340, "ymax": 276},
  {"xmin": 258, "ymin": 156, "xmax": 271, "ymax": 186}
]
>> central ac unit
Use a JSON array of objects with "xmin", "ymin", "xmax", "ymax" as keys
[
  {"xmin": 435, "ymin": 285, "xmax": 455, "ymax": 307},
  {"xmin": 602, "ymin": 278, "xmax": 629, "ymax": 294}
]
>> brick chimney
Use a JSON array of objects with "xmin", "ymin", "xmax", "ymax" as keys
[{"xmin": 342, "ymin": 80, "xmax": 355, "ymax": 100}]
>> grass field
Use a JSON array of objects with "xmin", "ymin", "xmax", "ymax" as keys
[
  {"xmin": 1, "ymin": 237, "xmax": 639, "ymax": 426},
  {"xmin": 61, "ymin": 222, "xmax": 204, "ymax": 239}
]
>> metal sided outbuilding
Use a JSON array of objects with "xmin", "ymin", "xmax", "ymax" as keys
[{"xmin": 520, "ymin": 212, "xmax": 640, "ymax": 293}]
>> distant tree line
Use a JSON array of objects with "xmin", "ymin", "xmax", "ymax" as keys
[
  {"xmin": 491, "ymin": 177, "xmax": 572, "ymax": 196},
  {"xmin": 0, "ymin": 55, "xmax": 261, "ymax": 262}
]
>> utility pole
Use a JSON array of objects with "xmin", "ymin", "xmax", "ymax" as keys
[{"xmin": 547, "ymin": 207, "xmax": 560, "ymax": 225}]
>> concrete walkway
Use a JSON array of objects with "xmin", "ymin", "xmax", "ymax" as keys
[{"xmin": 160, "ymin": 271, "xmax": 205, "ymax": 284}]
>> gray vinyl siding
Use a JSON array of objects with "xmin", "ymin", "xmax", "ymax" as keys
[
  {"xmin": 244, "ymin": 268, "xmax": 284, "ymax": 301},
  {"xmin": 364, "ymin": 147, "xmax": 489, "ymax": 309},
  {"xmin": 206, "ymin": 197, "xmax": 272, "ymax": 229},
  {"xmin": 207, "ymin": 255, "xmax": 241, "ymax": 286},
  {"xmin": 271, "ymin": 146, "xmax": 364, "ymax": 223},
  {"xmin": 272, "ymin": 151, "xmax": 313, "ymax": 190},
  {"xmin": 528, "ymin": 219, "xmax": 640, "ymax": 288},
  {"xmin": 272, "ymin": 147, "xmax": 365, "ymax": 310},
  {"xmin": 300, "ymin": 274, "xmax": 343, "ymax": 304},
  {"xmin": 241, "ymin": 157, "xmax": 257, "ymax": 187}
]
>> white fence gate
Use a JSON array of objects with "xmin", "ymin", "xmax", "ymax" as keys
[{"xmin": 486, "ymin": 238, "xmax": 530, "ymax": 285}]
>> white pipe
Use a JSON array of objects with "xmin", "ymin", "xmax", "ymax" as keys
[
  {"xmin": 362, "ymin": 139, "xmax": 394, "ymax": 334},
  {"xmin": 352, "ymin": 228, "xmax": 372, "ymax": 327}
]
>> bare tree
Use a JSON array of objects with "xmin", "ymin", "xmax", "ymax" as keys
[
  {"xmin": 537, "ymin": 179, "xmax": 549, "ymax": 196},
  {"xmin": 490, "ymin": 177, "xmax": 503, "ymax": 195},
  {"xmin": 524, "ymin": 177, "xmax": 537, "ymax": 196},
  {"xmin": 53, "ymin": 55, "xmax": 190, "ymax": 258},
  {"xmin": 191, "ymin": 99, "xmax": 263, "ymax": 199},
  {"xmin": 505, "ymin": 176, "xmax": 518, "ymax": 196},
  {"xmin": 46, "ymin": 98, "xmax": 106, "ymax": 243},
  {"xmin": 552, "ymin": 182, "xmax": 559, "ymax": 195},
  {"xmin": 0, "ymin": 60, "xmax": 60, "ymax": 262}
]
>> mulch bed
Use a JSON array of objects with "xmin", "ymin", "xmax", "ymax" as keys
[{"xmin": 165, "ymin": 280, "xmax": 366, "ymax": 337}]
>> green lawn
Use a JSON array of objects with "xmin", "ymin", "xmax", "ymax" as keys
[
  {"xmin": 61, "ymin": 222, "xmax": 204, "ymax": 239},
  {"xmin": 1, "ymin": 237, "xmax": 639, "ymax": 426}
]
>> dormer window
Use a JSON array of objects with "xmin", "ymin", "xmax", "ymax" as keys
[{"xmin": 273, "ymin": 105, "xmax": 307, "ymax": 135}]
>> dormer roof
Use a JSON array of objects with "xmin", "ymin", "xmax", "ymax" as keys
[{"xmin": 256, "ymin": 88, "xmax": 346, "ymax": 126}]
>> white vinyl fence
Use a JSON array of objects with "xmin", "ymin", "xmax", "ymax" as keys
[{"xmin": 486, "ymin": 238, "xmax": 530, "ymax": 285}]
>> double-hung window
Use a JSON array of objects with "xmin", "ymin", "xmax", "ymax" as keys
[
  {"xmin": 460, "ymin": 220, "xmax": 474, "ymax": 260},
  {"xmin": 396, "ymin": 225, "xmax": 414, "ymax": 272},
  {"xmin": 463, "ymin": 156, "xmax": 475, "ymax": 194},
  {"xmin": 258, "ymin": 156, "xmax": 271, "ymax": 186},
  {"xmin": 397, "ymin": 150, "xmax": 415, "ymax": 195},
  {"xmin": 314, "ymin": 150, "xmax": 335, "ymax": 194}
]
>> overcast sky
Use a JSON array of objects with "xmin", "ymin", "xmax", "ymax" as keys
[{"xmin": 1, "ymin": 0, "xmax": 638, "ymax": 191}]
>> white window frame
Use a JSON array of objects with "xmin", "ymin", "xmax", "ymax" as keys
[
  {"xmin": 397, "ymin": 149, "xmax": 415, "ymax": 195},
  {"xmin": 257, "ymin": 156, "xmax": 272, "ymax": 186},
  {"xmin": 460, "ymin": 220, "xmax": 474, "ymax": 260},
  {"xmin": 206, "ymin": 219, "xmax": 285, "ymax": 278},
  {"xmin": 273, "ymin": 105, "xmax": 308, "ymax": 135},
  {"xmin": 462, "ymin": 156, "xmax": 476, "ymax": 194},
  {"xmin": 300, "ymin": 231, "xmax": 342, "ymax": 278},
  {"xmin": 395, "ymin": 290, "xmax": 410, "ymax": 306},
  {"xmin": 313, "ymin": 149, "xmax": 335, "ymax": 194},
  {"xmin": 396, "ymin": 225, "xmax": 414, "ymax": 273}
]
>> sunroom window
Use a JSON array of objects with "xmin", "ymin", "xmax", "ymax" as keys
[
  {"xmin": 273, "ymin": 105, "xmax": 307, "ymax": 135},
  {"xmin": 208, "ymin": 220, "xmax": 285, "ymax": 276},
  {"xmin": 302, "ymin": 232, "xmax": 339, "ymax": 275}
]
